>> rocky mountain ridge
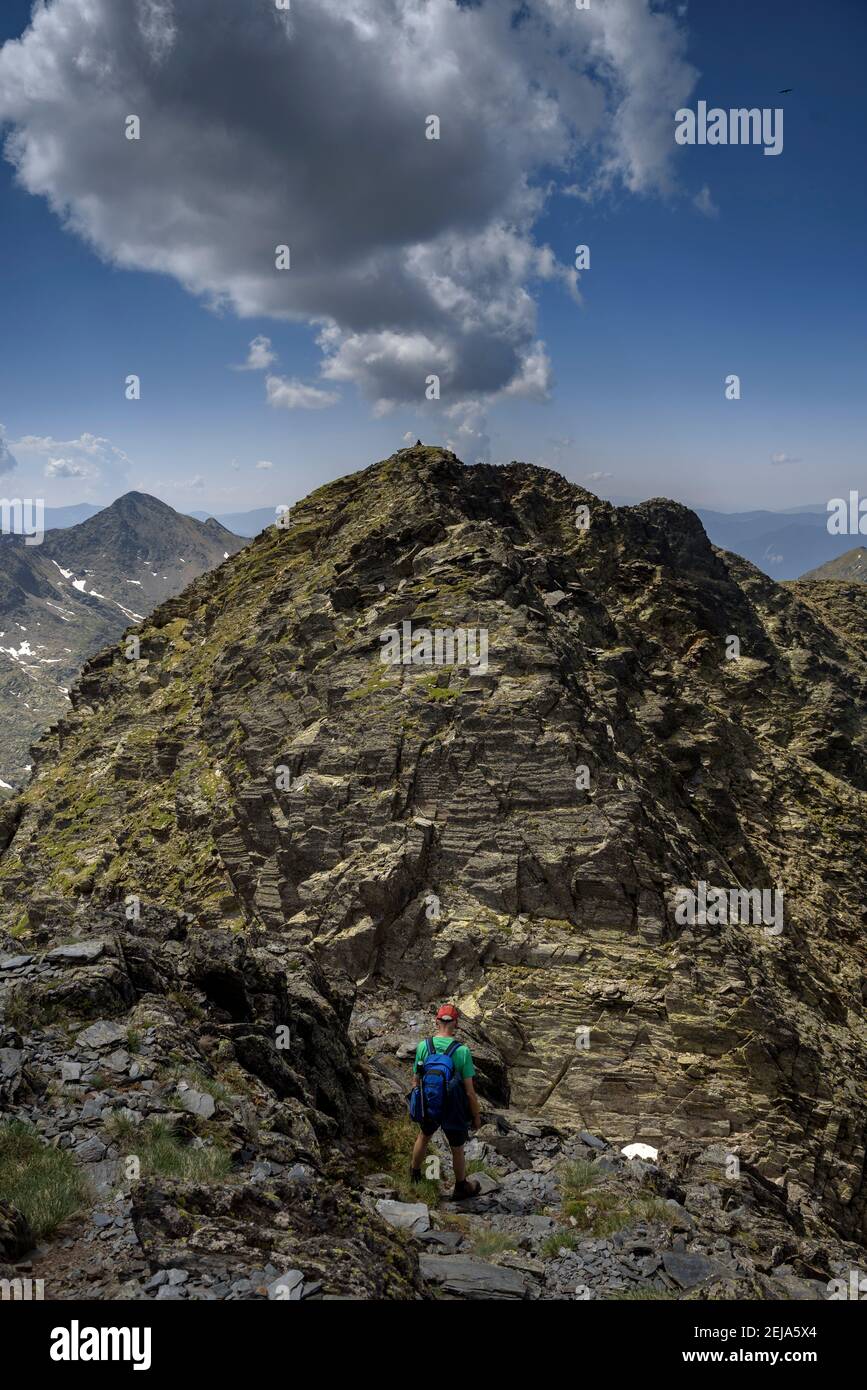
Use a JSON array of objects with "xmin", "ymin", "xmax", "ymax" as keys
[{"xmin": 0, "ymin": 444, "xmax": 865, "ymax": 1297}]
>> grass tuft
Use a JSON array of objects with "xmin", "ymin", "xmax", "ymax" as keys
[
  {"xmin": 366, "ymin": 1114, "xmax": 441, "ymax": 1205},
  {"xmin": 110, "ymin": 1116, "xmax": 232, "ymax": 1182},
  {"xmin": 0, "ymin": 1120, "xmax": 88, "ymax": 1241},
  {"xmin": 472, "ymin": 1231, "xmax": 519, "ymax": 1259}
]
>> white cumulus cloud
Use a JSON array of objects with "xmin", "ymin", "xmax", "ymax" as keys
[
  {"xmin": 235, "ymin": 335, "xmax": 276, "ymax": 371},
  {"xmin": 0, "ymin": 0, "xmax": 697, "ymax": 412},
  {"xmin": 11, "ymin": 431, "xmax": 130, "ymax": 485},
  {"xmin": 45, "ymin": 457, "xmax": 91, "ymax": 479},
  {"xmin": 266, "ymin": 376, "xmax": 339, "ymax": 411}
]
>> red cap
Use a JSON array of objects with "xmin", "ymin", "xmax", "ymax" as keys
[{"xmin": 436, "ymin": 1004, "xmax": 459, "ymax": 1022}]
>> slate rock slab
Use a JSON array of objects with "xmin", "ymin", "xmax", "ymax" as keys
[
  {"xmin": 47, "ymin": 942, "xmax": 105, "ymax": 964},
  {"xmin": 662, "ymin": 1250, "xmax": 726, "ymax": 1289},
  {"xmin": 0, "ymin": 1048, "xmax": 23, "ymax": 1079},
  {"xmin": 76, "ymin": 1020, "xmax": 128, "ymax": 1051},
  {"xmin": 176, "ymin": 1086, "xmax": 216, "ymax": 1119},
  {"xmin": 375, "ymin": 1199, "xmax": 430, "ymax": 1235},
  {"xmin": 418, "ymin": 1229, "xmax": 464, "ymax": 1251},
  {"xmin": 579, "ymin": 1132, "xmax": 608, "ymax": 1150},
  {"xmin": 418, "ymin": 1254, "xmax": 527, "ymax": 1299},
  {"xmin": 267, "ymin": 1269, "xmax": 304, "ymax": 1300}
]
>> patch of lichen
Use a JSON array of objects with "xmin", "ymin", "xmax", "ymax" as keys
[{"xmin": 345, "ymin": 663, "xmax": 395, "ymax": 702}]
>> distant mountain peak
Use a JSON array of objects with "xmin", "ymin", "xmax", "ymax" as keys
[
  {"xmin": 800, "ymin": 546, "xmax": 867, "ymax": 583},
  {"xmin": 0, "ymin": 496, "xmax": 246, "ymax": 787}
]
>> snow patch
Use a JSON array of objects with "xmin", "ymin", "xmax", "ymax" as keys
[{"xmin": 621, "ymin": 1143, "xmax": 658, "ymax": 1162}]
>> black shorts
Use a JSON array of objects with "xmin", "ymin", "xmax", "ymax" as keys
[{"xmin": 420, "ymin": 1119, "xmax": 469, "ymax": 1148}]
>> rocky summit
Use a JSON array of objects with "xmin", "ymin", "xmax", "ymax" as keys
[
  {"xmin": 0, "ymin": 444, "xmax": 865, "ymax": 1301},
  {"xmin": 0, "ymin": 492, "xmax": 244, "ymax": 790}
]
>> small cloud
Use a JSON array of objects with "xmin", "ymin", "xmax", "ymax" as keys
[
  {"xmin": 45, "ymin": 457, "xmax": 91, "ymax": 479},
  {"xmin": 13, "ymin": 430, "xmax": 130, "ymax": 487},
  {"xmin": 234, "ymin": 335, "xmax": 276, "ymax": 372},
  {"xmin": 693, "ymin": 184, "xmax": 719, "ymax": 218},
  {"xmin": 584, "ymin": 470, "xmax": 613, "ymax": 482},
  {"xmin": 265, "ymin": 375, "xmax": 339, "ymax": 411},
  {"xmin": 770, "ymin": 451, "xmax": 801, "ymax": 466},
  {"xmin": 255, "ymin": 460, "xmax": 273, "ymax": 470},
  {"xmin": 402, "ymin": 431, "xmax": 415, "ymax": 444},
  {"xmin": 561, "ymin": 184, "xmax": 593, "ymax": 202}
]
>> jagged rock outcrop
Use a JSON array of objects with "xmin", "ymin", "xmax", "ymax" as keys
[{"xmin": 1, "ymin": 445, "xmax": 865, "ymax": 1295}]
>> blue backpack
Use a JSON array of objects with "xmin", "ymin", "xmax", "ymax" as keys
[{"xmin": 409, "ymin": 1038, "xmax": 463, "ymax": 1126}]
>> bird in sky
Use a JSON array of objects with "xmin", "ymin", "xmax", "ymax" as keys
[{"xmin": 779, "ymin": 88, "xmax": 793, "ymax": 94}]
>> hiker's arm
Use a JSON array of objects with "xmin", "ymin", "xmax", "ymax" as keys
[{"xmin": 464, "ymin": 1077, "xmax": 482, "ymax": 1129}]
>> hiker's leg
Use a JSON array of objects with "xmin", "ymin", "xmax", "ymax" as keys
[
  {"xmin": 412, "ymin": 1130, "xmax": 430, "ymax": 1170},
  {"xmin": 450, "ymin": 1143, "xmax": 466, "ymax": 1183}
]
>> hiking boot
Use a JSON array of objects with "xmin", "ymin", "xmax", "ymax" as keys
[
  {"xmin": 451, "ymin": 1178, "xmax": 481, "ymax": 1201},
  {"xmin": 410, "ymin": 1167, "xmax": 423, "ymax": 1185}
]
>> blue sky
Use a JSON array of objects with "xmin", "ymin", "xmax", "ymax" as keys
[{"xmin": 0, "ymin": 0, "xmax": 864, "ymax": 516}]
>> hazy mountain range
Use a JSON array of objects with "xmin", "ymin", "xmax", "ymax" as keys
[{"xmin": 694, "ymin": 507, "xmax": 864, "ymax": 580}]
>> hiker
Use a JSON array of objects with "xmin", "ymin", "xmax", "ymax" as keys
[{"xmin": 409, "ymin": 1003, "xmax": 482, "ymax": 1200}]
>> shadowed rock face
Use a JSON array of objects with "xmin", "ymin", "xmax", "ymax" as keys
[{"xmin": 1, "ymin": 446, "xmax": 866, "ymax": 1252}]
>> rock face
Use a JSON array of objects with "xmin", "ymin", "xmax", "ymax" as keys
[
  {"xmin": 0, "ymin": 444, "xmax": 865, "ymax": 1295},
  {"xmin": 0, "ymin": 492, "xmax": 245, "ymax": 788}
]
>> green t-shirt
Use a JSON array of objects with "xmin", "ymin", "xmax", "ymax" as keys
[{"xmin": 414, "ymin": 1035, "xmax": 475, "ymax": 1080}]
